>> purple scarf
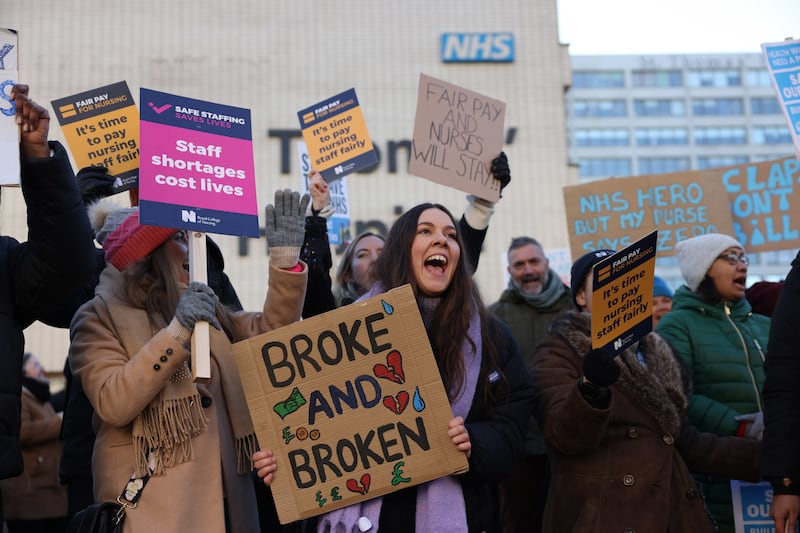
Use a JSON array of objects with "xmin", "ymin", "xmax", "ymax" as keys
[{"xmin": 317, "ymin": 284, "xmax": 482, "ymax": 532}]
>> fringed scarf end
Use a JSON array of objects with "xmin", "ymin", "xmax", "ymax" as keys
[{"xmin": 236, "ymin": 433, "xmax": 259, "ymax": 474}]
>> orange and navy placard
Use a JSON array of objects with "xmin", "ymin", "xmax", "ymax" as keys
[
  {"xmin": 591, "ymin": 231, "xmax": 657, "ymax": 354},
  {"xmin": 51, "ymin": 81, "xmax": 139, "ymax": 192},
  {"xmin": 297, "ymin": 88, "xmax": 377, "ymax": 182}
]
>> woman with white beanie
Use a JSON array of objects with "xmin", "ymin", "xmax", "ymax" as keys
[{"xmin": 656, "ymin": 232, "xmax": 769, "ymax": 533}]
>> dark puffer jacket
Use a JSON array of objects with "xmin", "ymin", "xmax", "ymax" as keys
[
  {"xmin": 656, "ymin": 285, "xmax": 770, "ymax": 533},
  {"xmin": 0, "ymin": 141, "xmax": 95, "ymax": 479}
]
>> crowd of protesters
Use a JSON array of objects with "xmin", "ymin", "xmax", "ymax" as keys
[{"xmin": 0, "ymin": 84, "xmax": 792, "ymax": 533}]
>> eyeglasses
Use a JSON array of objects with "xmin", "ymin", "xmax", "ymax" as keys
[{"xmin": 716, "ymin": 252, "xmax": 749, "ymax": 266}]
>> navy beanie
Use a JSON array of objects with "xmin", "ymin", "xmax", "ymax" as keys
[{"xmin": 570, "ymin": 249, "xmax": 616, "ymax": 308}]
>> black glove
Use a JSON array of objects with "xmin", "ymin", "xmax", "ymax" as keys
[
  {"xmin": 490, "ymin": 152, "xmax": 511, "ymax": 196},
  {"xmin": 582, "ymin": 348, "xmax": 620, "ymax": 387},
  {"xmin": 76, "ymin": 165, "xmax": 116, "ymax": 205}
]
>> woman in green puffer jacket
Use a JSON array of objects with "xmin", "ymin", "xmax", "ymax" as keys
[{"xmin": 657, "ymin": 233, "xmax": 769, "ymax": 533}]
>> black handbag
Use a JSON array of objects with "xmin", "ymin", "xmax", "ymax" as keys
[
  {"xmin": 66, "ymin": 473, "xmax": 150, "ymax": 533},
  {"xmin": 67, "ymin": 501, "xmax": 126, "ymax": 533}
]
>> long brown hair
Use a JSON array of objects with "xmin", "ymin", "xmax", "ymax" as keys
[
  {"xmin": 333, "ymin": 231, "xmax": 385, "ymax": 306},
  {"xmin": 371, "ymin": 203, "xmax": 500, "ymax": 401},
  {"xmin": 123, "ymin": 242, "xmax": 236, "ymax": 341}
]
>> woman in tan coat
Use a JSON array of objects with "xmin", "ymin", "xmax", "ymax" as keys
[
  {"xmin": 69, "ymin": 190, "xmax": 309, "ymax": 533},
  {"xmin": 2, "ymin": 353, "xmax": 68, "ymax": 532}
]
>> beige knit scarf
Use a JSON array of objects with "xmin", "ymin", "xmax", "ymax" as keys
[{"xmin": 95, "ymin": 293, "xmax": 258, "ymax": 478}]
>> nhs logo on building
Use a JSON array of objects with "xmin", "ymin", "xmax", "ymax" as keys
[{"xmin": 441, "ymin": 33, "xmax": 514, "ymax": 63}]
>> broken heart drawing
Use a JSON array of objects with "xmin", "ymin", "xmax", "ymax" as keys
[
  {"xmin": 382, "ymin": 391, "xmax": 410, "ymax": 415},
  {"xmin": 373, "ymin": 350, "xmax": 405, "ymax": 384},
  {"xmin": 345, "ymin": 473, "xmax": 371, "ymax": 495}
]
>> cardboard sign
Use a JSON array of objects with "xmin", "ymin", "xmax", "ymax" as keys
[
  {"xmin": 51, "ymin": 81, "xmax": 139, "ymax": 193},
  {"xmin": 297, "ymin": 140, "xmax": 351, "ymax": 246},
  {"xmin": 408, "ymin": 73, "xmax": 506, "ymax": 202},
  {"xmin": 722, "ymin": 157, "xmax": 800, "ymax": 252},
  {"xmin": 731, "ymin": 480, "xmax": 785, "ymax": 533},
  {"xmin": 0, "ymin": 28, "xmax": 18, "ymax": 186},
  {"xmin": 232, "ymin": 285, "xmax": 469, "ymax": 524},
  {"xmin": 761, "ymin": 39, "xmax": 800, "ymax": 160},
  {"xmin": 563, "ymin": 170, "xmax": 735, "ymax": 259},
  {"xmin": 138, "ymin": 88, "xmax": 259, "ymax": 237},
  {"xmin": 591, "ymin": 232, "xmax": 657, "ymax": 354},
  {"xmin": 297, "ymin": 88, "xmax": 377, "ymax": 182}
]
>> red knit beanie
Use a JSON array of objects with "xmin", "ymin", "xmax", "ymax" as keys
[{"xmin": 103, "ymin": 211, "xmax": 176, "ymax": 271}]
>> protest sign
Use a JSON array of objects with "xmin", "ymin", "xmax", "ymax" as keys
[
  {"xmin": 51, "ymin": 81, "xmax": 139, "ymax": 193},
  {"xmin": 761, "ymin": 38, "xmax": 800, "ymax": 159},
  {"xmin": 409, "ymin": 73, "xmax": 506, "ymax": 202},
  {"xmin": 0, "ymin": 28, "xmax": 18, "ymax": 186},
  {"xmin": 232, "ymin": 284, "xmax": 469, "ymax": 523},
  {"xmin": 590, "ymin": 232, "xmax": 657, "ymax": 354},
  {"xmin": 297, "ymin": 88, "xmax": 377, "ymax": 182},
  {"xmin": 140, "ymin": 88, "xmax": 260, "ymax": 379},
  {"xmin": 721, "ymin": 157, "xmax": 800, "ymax": 252},
  {"xmin": 297, "ymin": 140, "xmax": 351, "ymax": 246},
  {"xmin": 138, "ymin": 88, "xmax": 259, "ymax": 237},
  {"xmin": 563, "ymin": 170, "xmax": 735, "ymax": 259},
  {"xmin": 731, "ymin": 480, "xmax": 782, "ymax": 533}
]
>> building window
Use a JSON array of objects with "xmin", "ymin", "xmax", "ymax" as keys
[
  {"xmin": 752, "ymin": 126, "xmax": 793, "ymax": 145},
  {"xmin": 635, "ymin": 128, "xmax": 688, "ymax": 146},
  {"xmin": 760, "ymin": 250, "xmax": 799, "ymax": 266},
  {"xmin": 692, "ymin": 98, "xmax": 744, "ymax": 116},
  {"xmin": 578, "ymin": 158, "xmax": 632, "ymax": 178},
  {"xmin": 638, "ymin": 157, "xmax": 691, "ymax": 174},
  {"xmin": 633, "ymin": 98, "xmax": 685, "ymax": 117},
  {"xmin": 752, "ymin": 154, "xmax": 794, "ymax": 162},
  {"xmin": 572, "ymin": 71, "xmax": 625, "ymax": 88},
  {"xmin": 631, "ymin": 70, "xmax": 683, "ymax": 87},
  {"xmin": 697, "ymin": 156, "xmax": 749, "ymax": 169},
  {"xmin": 746, "ymin": 69, "xmax": 773, "ymax": 87},
  {"xmin": 751, "ymin": 97, "xmax": 782, "ymax": 115},
  {"xmin": 687, "ymin": 69, "xmax": 742, "ymax": 87},
  {"xmin": 574, "ymin": 128, "xmax": 629, "ymax": 146},
  {"xmin": 694, "ymin": 127, "xmax": 747, "ymax": 145},
  {"xmin": 573, "ymin": 99, "xmax": 627, "ymax": 117}
]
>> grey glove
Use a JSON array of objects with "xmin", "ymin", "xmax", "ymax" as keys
[
  {"xmin": 734, "ymin": 411, "xmax": 764, "ymax": 440},
  {"xmin": 265, "ymin": 189, "xmax": 310, "ymax": 268},
  {"xmin": 167, "ymin": 282, "xmax": 221, "ymax": 343}
]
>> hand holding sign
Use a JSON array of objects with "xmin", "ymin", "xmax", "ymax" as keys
[
  {"xmin": 173, "ymin": 281, "xmax": 221, "ymax": 332},
  {"xmin": 491, "ymin": 151, "xmax": 511, "ymax": 197},
  {"xmin": 582, "ymin": 348, "xmax": 621, "ymax": 387},
  {"xmin": 76, "ymin": 165, "xmax": 117, "ymax": 205},
  {"xmin": 253, "ymin": 449, "xmax": 277, "ymax": 486}
]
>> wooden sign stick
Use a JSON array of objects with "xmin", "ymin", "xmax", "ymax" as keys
[{"xmin": 189, "ymin": 231, "xmax": 211, "ymax": 381}]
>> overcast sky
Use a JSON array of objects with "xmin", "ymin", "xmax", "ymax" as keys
[{"xmin": 557, "ymin": 0, "xmax": 799, "ymax": 55}]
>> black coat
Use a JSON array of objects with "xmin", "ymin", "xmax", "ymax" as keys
[
  {"xmin": 761, "ymin": 250, "xmax": 800, "ymax": 494},
  {"xmin": 0, "ymin": 142, "xmax": 95, "ymax": 479},
  {"xmin": 460, "ymin": 317, "xmax": 535, "ymax": 531},
  {"xmin": 376, "ymin": 317, "xmax": 535, "ymax": 533}
]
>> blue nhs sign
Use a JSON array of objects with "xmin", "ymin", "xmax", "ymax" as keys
[{"xmin": 441, "ymin": 33, "xmax": 515, "ymax": 62}]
